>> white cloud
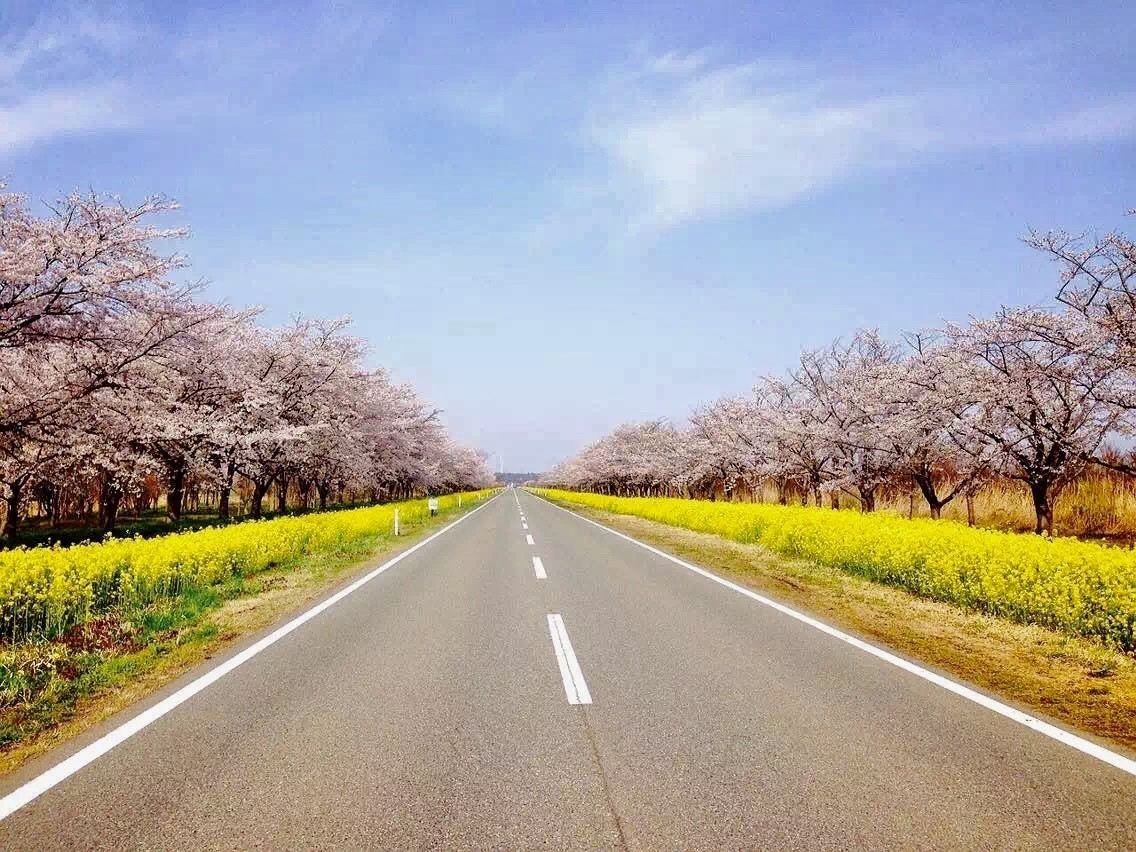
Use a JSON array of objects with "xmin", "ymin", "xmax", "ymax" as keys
[
  {"xmin": 0, "ymin": 84, "xmax": 137, "ymax": 156},
  {"xmin": 0, "ymin": 4, "xmax": 136, "ymax": 85},
  {"xmin": 435, "ymin": 46, "xmax": 1136, "ymax": 232},
  {"xmin": 588, "ymin": 51, "xmax": 1136, "ymax": 229},
  {"xmin": 590, "ymin": 60, "xmax": 920, "ymax": 227},
  {"xmin": 0, "ymin": 5, "xmax": 145, "ymax": 156},
  {"xmin": 0, "ymin": 0, "xmax": 393, "ymax": 160}
]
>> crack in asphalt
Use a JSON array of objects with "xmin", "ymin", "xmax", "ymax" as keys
[{"xmin": 579, "ymin": 708, "xmax": 629, "ymax": 850}]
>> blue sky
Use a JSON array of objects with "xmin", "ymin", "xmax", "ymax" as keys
[{"xmin": 2, "ymin": 1, "xmax": 1135, "ymax": 470}]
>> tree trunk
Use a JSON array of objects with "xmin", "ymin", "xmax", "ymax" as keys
[
  {"xmin": 251, "ymin": 479, "xmax": 270, "ymax": 518},
  {"xmin": 859, "ymin": 486, "xmax": 876, "ymax": 513},
  {"xmin": 99, "ymin": 473, "xmax": 122, "ymax": 533},
  {"xmin": 1029, "ymin": 479, "xmax": 1055, "ymax": 536},
  {"xmin": 166, "ymin": 461, "xmax": 186, "ymax": 522},
  {"xmin": 830, "ymin": 492, "xmax": 840, "ymax": 510},
  {"xmin": 276, "ymin": 477, "xmax": 288, "ymax": 514},
  {"xmin": 965, "ymin": 493, "xmax": 976, "ymax": 526},
  {"xmin": 218, "ymin": 461, "xmax": 236, "ymax": 520},
  {"xmin": 3, "ymin": 479, "xmax": 22, "ymax": 541},
  {"xmin": 912, "ymin": 472, "xmax": 944, "ymax": 520},
  {"xmin": 317, "ymin": 482, "xmax": 329, "ymax": 511}
]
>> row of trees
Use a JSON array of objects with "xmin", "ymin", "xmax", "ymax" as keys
[
  {"xmin": 542, "ymin": 213, "xmax": 1136, "ymax": 535},
  {"xmin": 0, "ymin": 183, "xmax": 494, "ymax": 540}
]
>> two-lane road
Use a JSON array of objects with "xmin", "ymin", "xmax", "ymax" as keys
[{"xmin": 3, "ymin": 490, "xmax": 1135, "ymax": 848}]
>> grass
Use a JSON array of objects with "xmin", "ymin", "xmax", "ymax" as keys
[
  {"xmin": 538, "ymin": 492, "xmax": 1136, "ymax": 752},
  {"xmin": 0, "ymin": 494, "xmax": 492, "ymax": 774}
]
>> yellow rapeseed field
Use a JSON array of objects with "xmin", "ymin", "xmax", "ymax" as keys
[
  {"xmin": 0, "ymin": 490, "xmax": 495, "ymax": 643},
  {"xmin": 534, "ymin": 489, "xmax": 1136, "ymax": 651}
]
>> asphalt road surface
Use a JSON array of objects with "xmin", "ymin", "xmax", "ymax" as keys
[{"xmin": 3, "ymin": 490, "xmax": 1135, "ymax": 849}]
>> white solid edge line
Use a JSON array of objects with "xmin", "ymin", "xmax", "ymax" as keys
[
  {"xmin": 525, "ymin": 534, "xmax": 535, "ymax": 546},
  {"xmin": 533, "ymin": 556, "xmax": 547, "ymax": 579},
  {"xmin": 546, "ymin": 613, "xmax": 591, "ymax": 704},
  {"xmin": 0, "ymin": 495, "xmax": 500, "ymax": 821},
  {"xmin": 530, "ymin": 492, "xmax": 1136, "ymax": 778}
]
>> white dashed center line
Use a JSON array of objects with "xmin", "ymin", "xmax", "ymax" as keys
[{"xmin": 547, "ymin": 614, "xmax": 591, "ymax": 704}]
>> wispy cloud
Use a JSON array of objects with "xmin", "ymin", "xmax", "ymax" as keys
[
  {"xmin": 588, "ymin": 52, "xmax": 1136, "ymax": 229},
  {"xmin": 0, "ymin": 0, "xmax": 390, "ymax": 159},
  {"xmin": 0, "ymin": 4, "xmax": 135, "ymax": 83},
  {"xmin": 436, "ymin": 44, "xmax": 1136, "ymax": 232},
  {"xmin": 0, "ymin": 4, "xmax": 142, "ymax": 157},
  {"xmin": 0, "ymin": 84, "xmax": 137, "ymax": 155},
  {"xmin": 589, "ymin": 60, "xmax": 919, "ymax": 227}
]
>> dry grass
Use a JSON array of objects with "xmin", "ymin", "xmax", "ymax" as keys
[
  {"xmin": 735, "ymin": 469, "xmax": 1136, "ymax": 542},
  {"xmin": 566, "ymin": 504, "xmax": 1136, "ymax": 753},
  {"xmin": 878, "ymin": 474, "xmax": 1136, "ymax": 541}
]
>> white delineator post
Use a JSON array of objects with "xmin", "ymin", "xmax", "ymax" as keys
[
  {"xmin": 458, "ymin": 495, "xmax": 462, "ymax": 508},
  {"xmin": 394, "ymin": 508, "xmax": 400, "ymax": 536}
]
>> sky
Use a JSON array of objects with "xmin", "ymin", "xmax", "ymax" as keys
[{"xmin": 2, "ymin": 1, "xmax": 1135, "ymax": 471}]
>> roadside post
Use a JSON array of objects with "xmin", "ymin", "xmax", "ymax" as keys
[
  {"xmin": 429, "ymin": 497, "xmax": 439, "ymax": 517},
  {"xmin": 394, "ymin": 508, "xmax": 399, "ymax": 536}
]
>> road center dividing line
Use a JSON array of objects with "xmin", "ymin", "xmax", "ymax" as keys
[
  {"xmin": 547, "ymin": 614, "xmax": 591, "ymax": 704},
  {"xmin": 0, "ymin": 495, "xmax": 501, "ymax": 821},
  {"xmin": 533, "ymin": 556, "xmax": 547, "ymax": 579},
  {"xmin": 530, "ymin": 492, "xmax": 1136, "ymax": 779},
  {"xmin": 525, "ymin": 534, "xmax": 535, "ymax": 545}
]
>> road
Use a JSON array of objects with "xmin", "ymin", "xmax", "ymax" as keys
[{"xmin": 2, "ymin": 489, "xmax": 1135, "ymax": 849}]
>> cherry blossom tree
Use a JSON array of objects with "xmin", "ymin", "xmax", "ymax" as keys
[
  {"xmin": 1027, "ymin": 215, "xmax": 1136, "ymax": 470},
  {"xmin": 0, "ymin": 186, "xmax": 196, "ymax": 435},
  {"xmin": 943, "ymin": 307, "xmax": 1120, "ymax": 535},
  {"xmin": 844, "ymin": 332, "xmax": 995, "ymax": 519},
  {"xmin": 686, "ymin": 396, "xmax": 765, "ymax": 500},
  {"xmin": 0, "ymin": 181, "xmax": 493, "ymax": 538}
]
